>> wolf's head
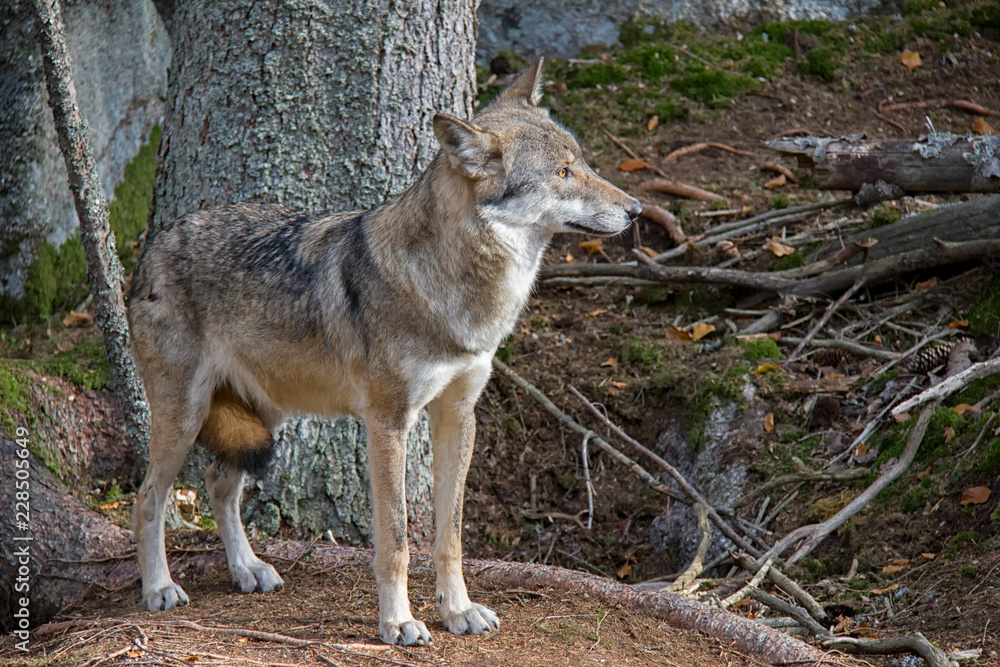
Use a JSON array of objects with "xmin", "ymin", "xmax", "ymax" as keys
[{"xmin": 433, "ymin": 59, "xmax": 641, "ymax": 240}]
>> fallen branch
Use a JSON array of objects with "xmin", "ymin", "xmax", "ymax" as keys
[
  {"xmin": 788, "ymin": 278, "xmax": 866, "ymax": 361},
  {"xmin": 642, "ymin": 178, "xmax": 725, "ymax": 201},
  {"xmin": 777, "ymin": 337, "xmax": 899, "ymax": 361},
  {"xmin": 566, "ymin": 385, "xmax": 762, "ymax": 558},
  {"xmin": 491, "ymin": 359, "xmax": 684, "ymax": 503},
  {"xmin": 749, "ymin": 590, "xmax": 831, "ymax": 638},
  {"xmin": 734, "ymin": 555, "xmax": 828, "ymax": 624},
  {"xmin": 721, "ymin": 554, "xmax": 774, "ymax": 609},
  {"xmin": 760, "ymin": 162, "xmax": 798, "ymax": 183},
  {"xmin": 772, "ymin": 401, "xmax": 939, "ymax": 566},
  {"xmin": 665, "ymin": 142, "xmax": 757, "ymax": 163},
  {"xmin": 670, "ymin": 504, "xmax": 711, "ymax": 593},
  {"xmin": 474, "ymin": 561, "xmax": 830, "ymax": 666},
  {"xmin": 823, "ymin": 633, "xmax": 950, "ymax": 667},
  {"xmin": 734, "ymin": 468, "xmax": 871, "ymax": 508},
  {"xmin": 891, "ymin": 357, "xmax": 1000, "ymax": 417}
]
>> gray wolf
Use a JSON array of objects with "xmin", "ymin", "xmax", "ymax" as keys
[{"xmin": 128, "ymin": 59, "xmax": 641, "ymax": 646}]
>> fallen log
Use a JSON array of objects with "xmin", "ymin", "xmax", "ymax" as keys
[{"xmin": 766, "ymin": 134, "xmax": 1000, "ymax": 193}]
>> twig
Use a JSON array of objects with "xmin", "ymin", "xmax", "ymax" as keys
[
  {"xmin": 670, "ymin": 504, "xmax": 711, "ymax": 593},
  {"xmin": 641, "ymin": 178, "xmax": 725, "ymax": 201},
  {"xmin": 891, "ymin": 357, "xmax": 1000, "ymax": 417},
  {"xmin": 581, "ymin": 432, "xmax": 595, "ymax": 530},
  {"xmin": 788, "ymin": 278, "xmax": 866, "ymax": 361},
  {"xmin": 641, "ymin": 203, "xmax": 687, "ymax": 245},
  {"xmin": 773, "ymin": 400, "xmax": 939, "ymax": 566},
  {"xmin": 664, "ymin": 142, "xmax": 756, "ymax": 163},
  {"xmin": 721, "ymin": 554, "xmax": 774, "ymax": 609},
  {"xmin": 734, "ymin": 555, "xmax": 828, "ymax": 623},
  {"xmin": 777, "ymin": 337, "xmax": 899, "ymax": 361},
  {"xmin": 823, "ymin": 633, "xmax": 950, "ymax": 667},
  {"xmin": 566, "ymin": 385, "xmax": 762, "ymax": 558},
  {"xmin": 760, "ymin": 162, "xmax": 798, "ymax": 183},
  {"xmin": 599, "ymin": 126, "xmax": 640, "ymax": 160},
  {"xmin": 491, "ymin": 359, "xmax": 684, "ymax": 503},
  {"xmin": 734, "ymin": 468, "xmax": 870, "ymax": 508},
  {"xmin": 879, "ymin": 97, "xmax": 1000, "ymax": 117},
  {"xmin": 873, "ymin": 109, "xmax": 908, "ymax": 133},
  {"xmin": 750, "ymin": 590, "xmax": 831, "ymax": 637}
]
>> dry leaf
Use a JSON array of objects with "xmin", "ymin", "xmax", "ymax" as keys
[
  {"xmin": 565, "ymin": 253, "xmax": 574, "ymax": 263},
  {"xmin": 944, "ymin": 426, "xmax": 956, "ymax": 444},
  {"xmin": 639, "ymin": 245, "xmax": 658, "ymax": 257},
  {"xmin": 953, "ymin": 403, "xmax": 979, "ymax": 416},
  {"xmin": 665, "ymin": 326, "xmax": 694, "ymax": 343},
  {"xmin": 99, "ymin": 501, "xmax": 120, "ymax": 510},
  {"xmin": 691, "ymin": 322, "xmax": 716, "ymax": 341},
  {"xmin": 916, "ymin": 466, "xmax": 932, "ymax": 481},
  {"xmin": 973, "ymin": 116, "xmax": 997, "ymax": 135},
  {"xmin": 611, "ymin": 381, "xmax": 627, "ymax": 390},
  {"xmin": 882, "ymin": 558, "xmax": 910, "ymax": 575},
  {"xmin": 618, "ymin": 158, "xmax": 647, "ymax": 172},
  {"xmin": 893, "ymin": 411, "xmax": 911, "ymax": 422},
  {"xmin": 871, "ymin": 583, "xmax": 900, "ymax": 595},
  {"xmin": 751, "ymin": 362, "xmax": 779, "ymax": 375},
  {"xmin": 899, "ymin": 50, "xmax": 922, "ymax": 69},
  {"xmin": 62, "ymin": 310, "xmax": 93, "ymax": 327},
  {"xmin": 763, "ymin": 412, "xmax": 775, "ymax": 432},
  {"xmin": 921, "ymin": 552, "xmax": 936, "ymax": 559},
  {"xmin": 579, "ymin": 239, "xmax": 604, "ymax": 255},
  {"xmin": 128, "ymin": 652, "xmax": 141, "ymax": 659},
  {"xmin": 915, "ymin": 277, "xmax": 938, "ymax": 291},
  {"xmin": 765, "ymin": 237, "xmax": 795, "ymax": 257},
  {"xmin": 854, "ymin": 442, "xmax": 869, "ymax": 456},
  {"xmin": 961, "ymin": 486, "xmax": 992, "ymax": 506},
  {"xmin": 874, "ymin": 334, "xmax": 882, "ymax": 345},
  {"xmin": 948, "ymin": 319, "xmax": 969, "ymax": 329},
  {"xmin": 764, "ymin": 173, "xmax": 787, "ymax": 189},
  {"xmin": 601, "ymin": 358, "xmax": 619, "ymax": 368},
  {"xmin": 616, "ymin": 563, "xmax": 632, "ymax": 578},
  {"xmin": 586, "ymin": 308, "xmax": 607, "ymax": 317},
  {"xmin": 647, "ymin": 116, "xmax": 660, "ymax": 132}
]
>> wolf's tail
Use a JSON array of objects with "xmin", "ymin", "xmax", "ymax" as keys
[{"xmin": 199, "ymin": 385, "xmax": 274, "ymax": 477}]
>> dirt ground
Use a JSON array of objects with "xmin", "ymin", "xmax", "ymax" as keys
[{"xmin": 4, "ymin": 3, "xmax": 1000, "ymax": 665}]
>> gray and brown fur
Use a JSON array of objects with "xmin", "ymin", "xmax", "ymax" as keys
[{"xmin": 129, "ymin": 60, "xmax": 641, "ymax": 646}]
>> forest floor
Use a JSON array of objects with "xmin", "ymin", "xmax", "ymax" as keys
[{"xmin": 4, "ymin": 1, "xmax": 1000, "ymax": 665}]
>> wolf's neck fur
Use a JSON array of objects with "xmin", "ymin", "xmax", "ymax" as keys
[{"xmin": 363, "ymin": 155, "xmax": 549, "ymax": 353}]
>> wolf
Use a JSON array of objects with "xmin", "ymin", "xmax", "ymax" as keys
[{"xmin": 128, "ymin": 59, "xmax": 641, "ymax": 646}]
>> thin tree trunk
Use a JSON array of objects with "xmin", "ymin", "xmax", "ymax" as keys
[
  {"xmin": 33, "ymin": 0, "xmax": 150, "ymax": 476},
  {"xmin": 153, "ymin": 1, "xmax": 478, "ymax": 541}
]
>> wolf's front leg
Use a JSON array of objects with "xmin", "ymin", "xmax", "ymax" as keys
[
  {"xmin": 427, "ymin": 368, "xmax": 499, "ymax": 636},
  {"xmin": 366, "ymin": 416, "xmax": 431, "ymax": 646}
]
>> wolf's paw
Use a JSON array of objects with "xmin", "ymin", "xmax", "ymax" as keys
[
  {"xmin": 143, "ymin": 582, "xmax": 189, "ymax": 611},
  {"xmin": 441, "ymin": 602, "xmax": 500, "ymax": 635},
  {"xmin": 380, "ymin": 618, "xmax": 432, "ymax": 646},
  {"xmin": 231, "ymin": 558, "xmax": 284, "ymax": 594}
]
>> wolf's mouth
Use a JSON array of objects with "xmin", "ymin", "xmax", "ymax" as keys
[{"xmin": 565, "ymin": 222, "xmax": 598, "ymax": 233}]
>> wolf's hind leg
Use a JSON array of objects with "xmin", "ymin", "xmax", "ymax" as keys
[
  {"xmin": 204, "ymin": 460, "xmax": 283, "ymax": 594},
  {"xmin": 428, "ymin": 363, "xmax": 499, "ymax": 636}
]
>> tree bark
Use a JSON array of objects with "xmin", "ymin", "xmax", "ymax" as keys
[
  {"xmin": 33, "ymin": 0, "xmax": 151, "ymax": 476},
  {"xmin": 153, "ymin": 1, "xmax": 478, "ymax": 541},
  {"xmin": 766, "ymin": 134, "xmax": 1000, "ymax": 193}
]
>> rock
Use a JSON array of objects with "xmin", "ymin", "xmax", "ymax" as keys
[
  {"xmin": 476, "ymin": 0, "xmax": 882, "ymax": 64},
  {"xmin": 0, "ymin": 0, "xmax": 170, "ymax": 306}
]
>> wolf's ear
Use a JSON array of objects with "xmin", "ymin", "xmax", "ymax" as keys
[
  {"xmin": 433, "ymin": 114, "xmax": 503, "ymax": 180},
  {"xmin": 499, "ymin": 57, "xmax": 544, "ymax": 107}
]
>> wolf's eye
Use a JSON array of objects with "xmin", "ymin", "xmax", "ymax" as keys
[{"xmin": 557, "ymin": 166, "xmax": 571, "ymax": 179}]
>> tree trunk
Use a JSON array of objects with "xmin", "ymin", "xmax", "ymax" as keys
[
  {"xmin": 765, "ymin": 134, "xmax": 1000, "ymax": 193},
  {"xmin": 153, "ymin": 1, "xmax": 478, "ymax": 542}
]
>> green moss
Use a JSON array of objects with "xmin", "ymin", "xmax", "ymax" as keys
[
  {"xmin": 800, "ymin": 558, "xmax": 828, "ymax": 575},
  {"xmin": 868, "ymin": 369, "xmax": 899, "ymax": 395},
  {"xmin": 35, "ymin": 335, "xmax": 113, "ymax": 391},
  {"xmin": 108, "ymin": 124, "xmax": 160, "ymax": 272},
  {"xmin": 610, "ymin": 324, "xmax": 632, "ymax": 336},
  {"xmin": 625, "ymin": 338, "xmax": 663, "ymax": 370},
  {"xmin": 0, "ymin": 364, "xmax": 30, "ymax": 436},
  {"xmin": 565, "ymin": 62, "xmax": 628, "ymax": 89},
  {"xmin": 653, "ymin": 95, "xmax": 688, "ymax": 121},
  {"xmin": 771, "ymin": 251, "xmax": 803, "ymax": 271},
  {"xmin": 640, "ymin": 287, "xmax": 671, "ymax": 305},
  {"xmin": 798, "ymin": 48, "xmax": 839, "ymax": 81},
  {"xmin": 496, "ymin": 336, "xmax": 521, "ymax": 363},
  {"xmin": 967, "ymin": 275, "xmax": 1000, "ymax": 335},
  {"xmin": 800, "ymin": 173, "xmax": 818, "ymax": 188},
  {"xmin": 872, "ymin": 205, "xmax": 903, "ymax": 227},
  {"xmin": 741, "ymin": 338, "xmax": 781, "ymax": 363},
  {"xmin": 676, "ymin": 287, "xmax": 731, "ymax": 315},
  {"xmin": 979, "ymin": 437, "xmax": 1000, "ymax": 475},
  {"xmin": 671, "ymin": 67, "xmax": 760, "ymax": 107},
  {"xmin": 622, "ymin": 43, "xmax": 678, "ymax": 79},
  {"xmin": 953, "ymin": 377, "xmax": 1000, "ymax": 406},
  {"xmin": 23, "ymin": 238, "xmax": 89, "ymax": 320},
  {"xmin": 771, "ymin": 193, "xmax": 790, "ymax": 210}
]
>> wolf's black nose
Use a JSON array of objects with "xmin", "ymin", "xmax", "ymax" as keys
[{"xmin": 627, "ymin": 201, "xmax": 643, "ymax": 221}]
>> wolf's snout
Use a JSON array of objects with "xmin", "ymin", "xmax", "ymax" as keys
[{"xmin": 627, "ymin": 200, "xmax": 643, "ymax": 221}]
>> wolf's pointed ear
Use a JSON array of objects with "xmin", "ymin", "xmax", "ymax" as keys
[
  {"xmin": 499, "ymin": 57, "xmax": 544, "ymax": 106},
  {"xmin": 433, "ymin": 114, "xmax": 503, "ymax": 180}
]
